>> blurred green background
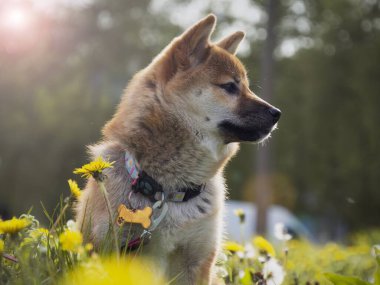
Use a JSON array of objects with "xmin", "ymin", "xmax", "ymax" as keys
[{"xmin": 0, "ymin": 0, "xmax": 379, "ymax": 241}]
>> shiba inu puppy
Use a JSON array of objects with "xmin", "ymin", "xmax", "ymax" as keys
[{"xmin": 75, "ymin": 14, "xmax": 281, "ymax": 285}]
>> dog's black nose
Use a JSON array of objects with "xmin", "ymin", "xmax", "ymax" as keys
[{"xmin": 268, "ymin": 107, "xmax": 281, "ymax": 123}]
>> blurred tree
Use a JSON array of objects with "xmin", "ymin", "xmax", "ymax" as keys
[
  {"xmin": 272, "ymin": 0, "xmax": 380, "ymax": 236},
  {"xmin": 254, "ymin": 0, "xmax": 279, "ymax": 235},
  {"xmin": 0, "ymin": 0, "xmax": 176, "ymax": 222},
  {"xmin": 228, "ymin": 0, "xmax": 380, "ymax": 236}
]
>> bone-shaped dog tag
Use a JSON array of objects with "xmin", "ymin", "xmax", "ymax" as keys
[{"xmin": 117, "ymin": 204, "xmax": 153, "ymax": 229}]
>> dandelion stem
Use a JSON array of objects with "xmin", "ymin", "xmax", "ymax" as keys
[
  {"xmin": 239, "ymin": 223, "xmax": 245, "ymax": 244},
  {"xmin": 98, "ymin": 181, "xmax": 120, "ymax": 259}
]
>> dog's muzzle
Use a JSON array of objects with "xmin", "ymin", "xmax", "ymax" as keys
[{"xmin": 218, "ymin": 105, "xmax": 281, "ymax": 143}]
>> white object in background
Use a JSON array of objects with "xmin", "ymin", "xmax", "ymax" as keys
[{"xmin": 224, "ymin": 200, "xmax": 312, "ymax": 243}]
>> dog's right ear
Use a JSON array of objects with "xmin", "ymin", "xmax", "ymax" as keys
[{"xmin": 158, "ymin": 14, "xmax": 216, "ymax": 82}]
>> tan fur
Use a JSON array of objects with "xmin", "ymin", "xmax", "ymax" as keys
[
  {"xmin": 75, "ymin": 14, "xmax": 280, "ymax": 285},
  {"xmin": 216, "ymin": 31, "xmax": 245, "ymax": 55}
]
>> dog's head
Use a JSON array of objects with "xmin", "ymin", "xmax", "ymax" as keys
[
  {"xmin": 154, "ymin": 14, "xmax": 281, "ymax": 144},
  {"xmin": 158, "ymin": 15, "xmax": 281, "ymax": 143}
]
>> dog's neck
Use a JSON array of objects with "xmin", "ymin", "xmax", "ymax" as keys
[
  {"xmin": 124, "ymin": 110, "xmax": 231, "ymax": 190},
  {"xmin": 102, "ymin": 74, "xmax": 239, "ymax": 190}
]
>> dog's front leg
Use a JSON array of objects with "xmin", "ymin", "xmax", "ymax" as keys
[
  {"xmin": 184, "ymin": 248, "xmax": 217, "ymax": 285},
  {"xmin": 197, "ymin": 250, "xmax": 218, "ymax": 285}
]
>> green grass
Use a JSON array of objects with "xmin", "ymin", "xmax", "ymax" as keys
[
  {"xmin": 1, "ymin": 158, "xmax": 379, "ymax": 284},
  {"xmin": 1, "ymin": 207, "xmax": 379, "ymax": 284}
]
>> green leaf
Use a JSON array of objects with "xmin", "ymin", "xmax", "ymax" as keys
[{"xmin": 324, "ymin": 272, "xmax": 371, "ymax": 285}]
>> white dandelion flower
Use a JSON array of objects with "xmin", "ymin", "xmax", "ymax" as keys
[
  {"xmin": 274, "ymin": 223, "xmax": 292, "ymax": 241},
  {"xmin": 263, "ymin": 258, "xmax": 285, "ymax": 285},
  {"xmin": 66, "ymin": 219, "xmax": 77, "ymax": 231}
]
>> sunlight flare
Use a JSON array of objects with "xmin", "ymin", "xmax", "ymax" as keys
[{"xmin": 2, "ymin": 6, "xmax": 32, "ymax": 31}]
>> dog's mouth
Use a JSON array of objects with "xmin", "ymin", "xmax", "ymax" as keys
[{"xmin": 218, "ymin": 120, "xmax": 277, "ymax": 144}]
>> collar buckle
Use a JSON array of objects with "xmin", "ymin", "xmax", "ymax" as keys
[
  {"xmin": 166, "ymin": 192, "xmax": 186, "ymax": 202},
  {"xmin": 132, "ymin": 171, "xmax": 162, "ymax": 200}
]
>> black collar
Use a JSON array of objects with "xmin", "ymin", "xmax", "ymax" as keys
[
  {"xmin": 133, "ymin": 170, "xmax": 204, "ymax": 202},
  {"xmin": 125, "ymin": 151, "xmax": 204, "ymax": 202}
]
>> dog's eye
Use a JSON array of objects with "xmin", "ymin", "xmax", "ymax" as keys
[{"xmin": 219, "ymin": 82, "xmax": 238, "ymax": 94}]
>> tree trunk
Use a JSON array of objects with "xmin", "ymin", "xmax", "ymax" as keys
[{"xmin": 254, "ymin": 0, "xmax": 278, "ymax": 235}]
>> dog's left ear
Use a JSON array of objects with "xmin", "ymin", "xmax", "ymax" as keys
[{"xmin": 216, "ymin": 31, "xmax": 245, "ymax": 55}]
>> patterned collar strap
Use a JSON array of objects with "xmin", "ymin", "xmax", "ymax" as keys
[
  {"xmin": 124, "ymin": 150, "xmax": 140, "ymax": 185},
  {"xmin": 125, "ymin": 151, "xmax": 204, "ymax": 202}
]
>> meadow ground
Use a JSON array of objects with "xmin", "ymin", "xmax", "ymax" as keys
[{"xmin": 1, "ymin": 158, "xmax": 379, "ymax": 285}]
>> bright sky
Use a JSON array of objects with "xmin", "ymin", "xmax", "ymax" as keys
[
  {"xmin": 1, "ymin": 3, "xmax": 34, "ymax": 32},
  {"xmin": 0, "ymin": 0, "xmax": 93, "ymax": 36},
  {"xmin": 2, "ymin": 6, "xmax": 31, "ymax": 30}
]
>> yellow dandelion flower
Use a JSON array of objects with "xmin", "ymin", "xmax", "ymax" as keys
[
  {"xmin": 234, "ymin": 208, "xmax": 246, "ymax": 223},
  {"xmin": 85, "ymin": 243, "xmax": 93, "ymax": 252},
  {"xmin": 286, "ymin": 260, "xmax": 295, "ymax": 270},
  {"xmin": 60, "ymin": 256, "xmax": 166, "ymax": 285},
  {"xmin": 253, "ymin": 236, "xmax": 276, "ymax": 257},
  {"xmin": 73, "ymin": 157, "xmax": 115, "ymax": 180},
  {"xmin": 223, "ymin": 241, "xmax": 245, "ymax": 252},
  {"xmin": 68, "ymin": 179, "xmax": 81, "ymax": 198},
  {"xmin": 59, "ymin": 229, "xmax": 83, "ymax": 252},
  {"xmin": 0, "ymin": 239, "xmax": 4, "ymax": 253},
  {"xmin": 0, "ymin": 217, "xmax": 31, "ymax": 234}
]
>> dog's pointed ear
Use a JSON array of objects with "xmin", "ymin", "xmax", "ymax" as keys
[
  {"xmin": 174, "ymin": 14, "xmax": 216, "ymax": 68},
  {"xmin": 216, "ymin": 31, "xmax": 245, "ymax": 55},
  {"xmin": 157, "ymin": 14, "xmax": 216, "ymax": 83}
]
